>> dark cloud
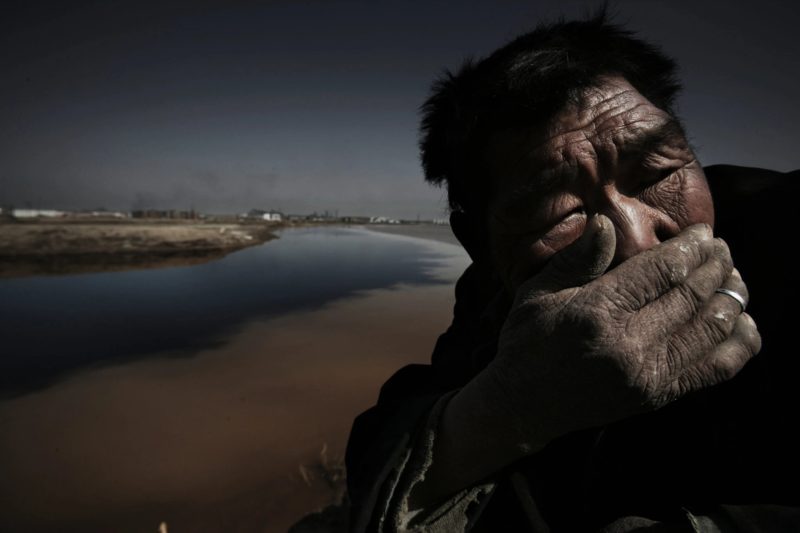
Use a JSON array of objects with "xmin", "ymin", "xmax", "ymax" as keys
[{"xmin": 1, "ymin": 0, "xmax": 797, "ymax": 218}]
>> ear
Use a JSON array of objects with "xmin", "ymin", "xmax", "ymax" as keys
[{"xmin": 450, "ymin": 210, "xmax": 489, "ymax": 263}]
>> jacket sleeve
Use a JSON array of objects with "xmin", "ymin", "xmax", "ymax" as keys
[
  {"xmin": 346, "ymin": 385, "xmax": 496, "ymax": 532},
  {"xmin": 345, "ymin": 263, "xmax": 508, "ymax": 531}
]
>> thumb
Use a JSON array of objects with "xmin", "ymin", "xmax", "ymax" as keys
[{"xmin": 520, "ymin": 214, "xmax": 616, "ymax": 297}]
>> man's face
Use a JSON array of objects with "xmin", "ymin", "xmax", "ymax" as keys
[{"xmin": 484, "ymin": 75, "xmax": 715, "ymax": 293}]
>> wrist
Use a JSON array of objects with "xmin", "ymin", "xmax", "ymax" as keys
[
  {"xmin": 445, "ymin": 360, "xmax": 557, "ymax": 464},
  {"xmin": 408, "ymin": 362, "xmax": 563, "ymax": 511}
]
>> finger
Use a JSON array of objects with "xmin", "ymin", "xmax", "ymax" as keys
[
  {"xmin": 661, "ymin": 270, "xmax": 753, "ymax": 375},
  {"xmin": 703, "ymin": 267, "xmax": 749, "ymax": 328},
  {"xmin": 517, "ymin": 214, "xmax": 616, "ymax": 299},
  {"xmin": 714, "ymin": 267, "xmax": 749, "ymax": 313},
  {"xmin": 634, "ymin": 238, "xmax": 733, "ymax": 335},
  {"xmin": 671, "ymin": 312, "xmax": 761, "ymax": 398},
  {"xmin": 598, "ymin": 224, "xmax": 715, "ymax": 312}
]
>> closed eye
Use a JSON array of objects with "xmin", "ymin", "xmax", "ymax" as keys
[
  {"xmin": 538, "ymin": 207, "xmax": 587, "ymax": 244},
  {"xmin": 638, "ymin": 165, "xmax": 688, "ymax": 207}
]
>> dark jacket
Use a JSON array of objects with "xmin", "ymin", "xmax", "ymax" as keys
[{"xmin": 345, "ymin": 165, "xmax": 800, "ymax": 532}]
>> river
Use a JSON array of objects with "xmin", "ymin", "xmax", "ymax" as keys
[
  {"xmin": 0, "ymin": 225, "xmax": 470, "ymax": 533},
  {"xmin": 0, "ymin": 226, "xmax": 466, "ymax": 396}
]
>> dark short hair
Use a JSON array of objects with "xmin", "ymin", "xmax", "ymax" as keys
[{"xmin": 419, "ymin": 12, "xmax": 682, "ymax": 216}]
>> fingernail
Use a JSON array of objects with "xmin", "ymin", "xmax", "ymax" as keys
[
  {"xmin": 693, "ymin": 223, "xmax": 712, "ymax": 239},
  {"xmin": 583, "ymin": 214, "xmax": 601, "ymax": 237}
]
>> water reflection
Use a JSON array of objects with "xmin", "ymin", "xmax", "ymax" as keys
[{"xmin": 0, "ymin": 227, "xmax": 459, "ymax": 395}]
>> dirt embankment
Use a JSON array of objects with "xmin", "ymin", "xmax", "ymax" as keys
[{"xmin": 0, "ymin": 220, "xmax": 281, "ymax": 278}]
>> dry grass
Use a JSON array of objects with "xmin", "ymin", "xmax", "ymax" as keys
[
  {"xmin": 298, "ymin": 444, "xmax": 347, "ymax": 502},
  {"xmin": 289, "ymin": 444, "xmax": 350, "ymax": 533}
]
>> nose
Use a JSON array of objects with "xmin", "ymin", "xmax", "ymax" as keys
[{"xmin": 601, "ymin": 193, "xmax": 680, "ymax": 267}]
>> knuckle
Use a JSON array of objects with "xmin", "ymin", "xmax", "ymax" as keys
[
  {"xmin": 608, "ymin": 283, "xmax": 641, "ymax": 313},
  {"xmin": 713, "ymin": 238, "xmax": 733, "ymax": 266},
  {"xmin": 571, "ymin": 305, "xmax": 617, "ymax": 345},
  {"xmin": 677, "ymin": 346, "xmax": 749, "ymax": 395},
  {"xmin": 673, "ymin": 281, "xmax": 704, "ymax": 315},
  {"xmin": 653, "ymin": 251, "xmax": 690, "ymax": 287},
  {"xmin": 737, "ymin": 314, "xmax": 762, "ymax": 353},
  {"xmin": 697, "ymin": 307, "xmax": 732, "ymax": 345},
  {"xmin": 710, "ymin": 352, "xmax": 743, "ymax": 383}
]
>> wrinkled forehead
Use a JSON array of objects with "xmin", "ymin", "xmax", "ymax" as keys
[{"xmin": 483, "ymin": 75, "xmax": 678, "ymax": 191}]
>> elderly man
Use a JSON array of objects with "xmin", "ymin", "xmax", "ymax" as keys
[{"xmin": 346, "ymin": 14, "xmax": 800, "ymax": 532}]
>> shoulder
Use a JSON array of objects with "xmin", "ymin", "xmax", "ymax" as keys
[
  {"xmin": 703, "ymin": 164, "xmax": 800, "ymax": 196},
  {"xmin": 703, "ymin": 164, "xmax": 798, "ymax": 291}
]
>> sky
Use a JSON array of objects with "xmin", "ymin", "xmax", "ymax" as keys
[{"xmin": 1, "ymin": 0, "xmax": 798, "ymax": 219}]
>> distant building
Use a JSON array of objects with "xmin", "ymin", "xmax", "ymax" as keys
[
  {"xmin": 244, "ymin": 209, "xmax": 283, "ymax": 221},
  {"xmin": 369, "ymin": 216, "xmax": 400, "ymax": 224},
  {"xmin": 73, "ymin": 209, "xmax": 128, "ymax": 219},
  {"xmin": 131, "ymin": 209, "xmax": 197, "ymax": 219},
  {"xmin": 341, "ymin": 216, "xmax": 371, "ymax": 224},
  {"xmin": 12, "ymin": 209, "xmax": 65, "ymax": 218}
]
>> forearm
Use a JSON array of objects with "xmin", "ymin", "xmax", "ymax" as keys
[{"xmin": 407, "ymin": 363, "xmax": 558, "ymax": 512}]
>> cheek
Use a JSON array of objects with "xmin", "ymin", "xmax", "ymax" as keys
[
  {"xmin": 642, "ymin": 166, "xmax": 715, "ymax": 230},
  {"xmin": 500, "ymin": 214, "xmax": 587, "ymax": 290},
  {"xmin": 681, "ymin": 176, "xmax": 715, "ymax": 228}
]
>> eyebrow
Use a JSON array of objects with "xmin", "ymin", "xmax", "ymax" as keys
[
  {"xmin": 494, "ymin": 162, "xmax": 577, "ymax": 215},
  {"xmin": 616, "ymin": 118, "xmax": 688, "ymax": 161},
  {"xmin": 493, "ymin": 118, "xmax": 689, "ymax": 213}
]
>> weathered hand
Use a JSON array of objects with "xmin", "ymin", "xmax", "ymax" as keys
[
  {"xmin": 491, "ymin": 214, "xmax": 762, "ymax": 443},
  {"xmin": 407, "ymin": 215, "xmax": 761, "ymax": 509}
]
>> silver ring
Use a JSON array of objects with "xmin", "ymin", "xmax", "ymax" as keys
[{"xmin": 715, "ymin": 288, "xmax": 746, "ymax": 312}]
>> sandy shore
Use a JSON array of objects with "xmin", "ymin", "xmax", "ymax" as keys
[
  {"xmin": 364, "ymin": 223, "xmax": 459, "ymax": 246},
  {"xmin": 0, "ymin": 221, "xmax": 280, "ymax": 278},
  {"xmin": 0, "ymin": 235, "xmax": 469, "ymax": 532}
]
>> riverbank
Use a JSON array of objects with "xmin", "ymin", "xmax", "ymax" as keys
[
  {"xmin": 0, "ymin": 220, "xmax": 281, "ymax": 278},
  {"xmin": 0, "ymin": 234, "xmax": 470, "ymax": 533},
  {"xmin": 364, "ymin": 222, "xmax": 458, "ymax": 246}
]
